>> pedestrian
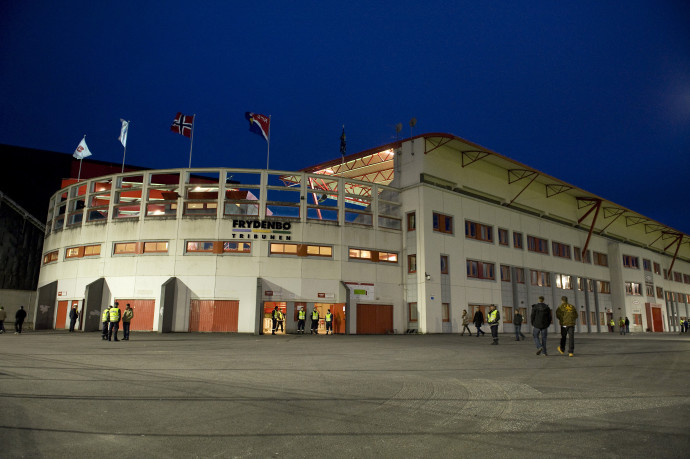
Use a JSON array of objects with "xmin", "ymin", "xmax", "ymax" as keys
[
  {"xmin": 325, "ymin": 309, "xmax": 333, "ymax": 334},
  {"xmin": 297, "ymin": 306, "xmax": 306, "ymax": 334},
  {"xmin": 122, "ymin": 304, "xmax": 134, "ymax": 340},
  {"xmin": 556, "ymin": 296, "xmax": 577, "ymax": 357},
  {"xmin": 15, "ymin": 306, "xmax": 27, "ymax": 334},
  {"xmin": 513, "ymin": 310, "xmax": 526, "ymax": 341},
  {"xmin": 487, "ymin": 304, "xmax": 500, "ymax": 345},
  {"xmin": 271, "ymin": 306, "xmax": 279, "ymax": 335},
  {"xmin": 276, "ymin": 308, "xmax": 284, "ymax": 333},
  {"xmin": 69, "ymin": 305, "xmax": 79, "ymax": 332},
  {"xmin": 473, "ymin": 308, "xmax": 485, "ymax": 337},
  {"xmin": 619, "ymin": 317, "xmax": 626, "ymax": 335},
  {"xmin": 108, "ymin": 302, "xmax": 121, "ymax": 342},
  {"xmin": 0, "ymin": 306, "xmax": 6, "ymax": 334},
  {"xmin": 625, "ymin": 316, "xmax": 630, "ymax": 334},
  {"xmin": 531, "ymin": 296, "xmax": 552, "ymax": 356},
  {"xmin": 460, "ymin": 310, "xmax": 472, "ymax": 336},
  {"xmin": 608, "ymin": 318, "xmax": 615, "ymax": 333},
  {"xmin": 311, "ymin": 307, "xmax": 320, "ymax": 334},
  {"xmin": 101, "ymin": 305, "xmax": 111, "ymax": 340}
]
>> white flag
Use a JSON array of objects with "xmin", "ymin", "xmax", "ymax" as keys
[
  {"xmin": 73, "ymin": 137, "xmax": 92, "ymax": 160},
  {"xmin": 119, "ymin": 119, "xmax": 129, "ymax": 147}
]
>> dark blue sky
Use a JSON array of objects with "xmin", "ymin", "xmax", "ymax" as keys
[{"xmin": 2, "ymin": 1, "xmax": 689, "ymax": 232}]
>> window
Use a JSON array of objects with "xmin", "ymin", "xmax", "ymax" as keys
[
  {"xmin": 440, "ymin": 255, "xmax": 449, "ymax": 274},
  {"xmin": 442, "ymin": 303, "xmax": 450, "ymax": 322},
  {"xmin": 43, "ymin": 250, "xmax": 59, "ymax": 264},
  {"xmin": 408, "ymin": 302, "xmax": 418, "ymax": 322},
  {"xmin": 498, "ymin": 228, "xmax": 509, "ymax": 246},
  {"xmin": 500, "ymin": 265, "xmax": 511, "ymax": 282},
  {"xmin": 306, "ymin": 245, "xmax": 333, "ymax": 257},
  {"xmin": 66, "ymin": 247, "xmax": 80, "ymax": 258},
  {"xmin": 622, "ymin": 255, "xmax": 639, "ymax": 269},
  {"xmin": 66, "ymin": 244, "xmax": 101, "ymax": 258},
  {"xmin": 223, "ymin": 242, "xmax": 251, "ymax": 253},
  {"xmin": 580, "ymin": 311, "xmax": 586, "ymax": 325},
  {"xmin": 656, "ymin": 286, "xmax": 664, "ymax": 298},
  {"xmin": 502, "ymin": 306, "xmax": 513, "ymax": 324},
  {"xmin": 663, "ymin": 269, "xmax": 670, "ymax": 280},
  {"xmin": 574, "ymin": 247, "xmax": 591, "ymax": 263},
  {"xmin": 684, "ymin": 274, "xmax": 690, "ymax": 285},
  {"xmin": 653, "ymin": 262, "xmax": 661, "ymax": 274},
  {"xmin": 514, "ymin": 267, "xmax": 525, "ymax": 284},
  {"xmin": 466, "ymin": 259, "xmax": 495, "ymax": 280},
  {"xmin": 527, "ymin": 235, "xmax": 548, "ymax": 254},
  {"xmin": 625, "ymin": 282, "xmax": 642, "ymax": 295},
  {"xmin": 674, "ymin": 271, "xmax": 682, "ymax": 282},
  {"xmin": 144, "ymin": 241, "xmax": 168, "ymax": 253},
  {"xmin": 593, "ymin": 251, "xmax": 608, "ymax": 266},
  {"xmin": 555, "ymin": 274, "xmax": 573, "ymax": 289},
  {"xmin": 187, "ymin": 241, "xmax": 215, "ymax": 252},
  {"xmin": 465, "ymin": 220, "xmax": 493, "ymax": 242},
  {"xmin": 408, "ymin": 254, "xmax": 417, "ymax": 273},
  {"xmin": 513, "ymin": 232, "xmax": 523, "ymax": 249},
  {"xmin": 271, "ymin": 243, "xmax": 299, "ymax": 254},
  {"xmin": 578, "ymin": 278, "xmax": 594, "ymax": 292},
  {"xmin": 643, "ymin": 259, "xmax": 652, "ymax": 272},
  {"xmin": 530, "ymin": 269, "xmax": 551, "ymax": 287},
  {"xmin": 598, "ymin": 281, "xmax": 611, "ymax": 294},
  {"xmin": 633, "ymin": 314, "xmax": 642, "ymax": 326},
  {"xmin": 84, "ymin": 245, "xmax": 101, "ymax": 256},
  {"xmin": 645, "ymin": 284, "xmax": 655, "ymax": 297},
  {"xmin": 407, "ymin": 212, "xmax": 416, "ymax": 231},
  {"xmin": 379, "ymin": 252, "xmax": 398, "ymax": 263},
  {"xmin": 113, "ymin": 242, "xmax": 137, "ymax": 254},
  {"xmin": 552, "ymin": 242, "xmax": 571, "ymax": 259},
  {"xmin": 433, "ymin": 212, "xmax": 453, "ymax": 234}
]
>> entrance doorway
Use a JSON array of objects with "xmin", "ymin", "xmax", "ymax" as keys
[
  {"xmin": 56, "ymin": 301, "xmax": 69, "ymax": 329},
  {"xmin": 263, "ymin": 302, "xmax": 287, "ymax": 335}
]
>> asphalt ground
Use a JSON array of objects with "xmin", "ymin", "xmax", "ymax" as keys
[{"xmin": 1, "ymin": 330, "xmax": 689, "ymax": 459}]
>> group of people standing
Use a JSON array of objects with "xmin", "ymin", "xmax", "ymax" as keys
[
  {"xmin": 0, "ymin": 305, "xmax": 27, "ymax": 334},
  {"xmin": 101, "ymin": 302, "xmax": 134, "ymax": 341},
  {"xmin": 277, "ymin": 306, "xmax": 333, "ymax": 335},
  {"xmin": 460, "ymin": 296, "xmax": 578, "ymax": 357}
]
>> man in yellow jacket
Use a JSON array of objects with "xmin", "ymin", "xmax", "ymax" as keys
[{"xmin": 556, "ymin": 296, "xmax": 577, "ymax": 357}]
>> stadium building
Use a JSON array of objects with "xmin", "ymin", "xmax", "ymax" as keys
[{"xmin": 35, "ymin": 133, "xmax": 690, "ymax": 335}]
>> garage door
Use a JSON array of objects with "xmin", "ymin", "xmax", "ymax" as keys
[
  {"xmin": 356, "ymin": 304, "xmax": 393, "ymax": 334},
  {"xmin": 115, "ymin": 299, "xmax": 155, "ymax": 331},
  {"xmin": 189, "ymin": 300, "xmax": 239, "ymax": 332}
]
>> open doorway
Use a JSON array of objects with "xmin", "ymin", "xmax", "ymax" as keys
[{"xmin": 263, "ymin": 302, "xmax": 287, "ymax": 335}]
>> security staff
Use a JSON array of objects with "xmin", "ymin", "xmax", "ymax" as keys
[
  {"xmin": 325, "ymin": 310, "xmax": 333, "ymax": 335},
  {"xmin": 297, "ymin": 307, "xmax": 306, "ymax": 334},
  {"xmin": 101, "ymin": 306, "xmax": 111, "ymax": 340},
  {"xmin": 276, "ymin": 308, "xmax": 284, "ymax": 333},
  {"xmin": 271, "ymin": 306, "xmax": 279, "ymax": 335},
  {"xmin": 311, "ymin": 308, "xmax": 320, "ymax": 334},
  {"xmin": 487, "ymin": 304, "xmax": 500, "ymax": 345},
  {"xmin": 108, "ymin": 302, "xmax": 121, "ymax": 342}
]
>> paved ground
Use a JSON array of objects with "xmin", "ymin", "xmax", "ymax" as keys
[{"xmin": 1, "ymin": 330, "xmax": 689, "ymax": 458}]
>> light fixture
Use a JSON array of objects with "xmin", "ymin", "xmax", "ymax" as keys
[{"xmin": 425, "ymin": 272, "xmax": 431, "ymax": 281}]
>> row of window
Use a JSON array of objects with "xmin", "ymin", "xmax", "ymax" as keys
[{"xmin": 43, "ymin": 241, "xmax": 399, "ymax": 264}]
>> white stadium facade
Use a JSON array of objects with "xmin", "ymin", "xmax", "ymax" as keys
[{"xmin": 35, "ymin": 133, "xmax": 690, "ymax": 335}]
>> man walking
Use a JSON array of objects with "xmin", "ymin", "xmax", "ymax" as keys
[
  {"xmin": 15, "ymin": 306, "xmax": 27, "ymax": 334},
  {"xmin": 122, "ymin": 304, "xmax": 134, "ymax": 340},
  {"xmin": 101, "ymin": 305, "xmax": 111, "ymax": 340},
  {"xmin": 473, "ymin": 308, "xmax": 485, "ymax": 337},
  {"xmin": 556, "ymin": 296, "xmax": 577, "ymax": 357},
  {"xmin": 531, "ymin": 296, "xmax": 552, "ymax": 356},
  {"xmin": 513, "ymin": 310, "xmax": 526, "ymax": 341},
  {"xmin": 487, "ymin": 304, "xmax": 500, "ymax": 345},
  {"xmin": 108, "ymin": 302, "xmax": 121, "ymax": 342},
  {"xmin": 69, "ymin": 305, "xmax": 79, "ymax": 332},
  {"xmin": 461, "ymin": 310, "xmax": 472, "ymax": 336}
]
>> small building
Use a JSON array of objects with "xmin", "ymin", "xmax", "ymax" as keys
[{"xmin": 36, "ymin": 133, "xmax": 690, "ymax": 334}]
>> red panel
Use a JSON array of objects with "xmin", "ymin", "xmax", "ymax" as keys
[
  {"xmin": 212, "ymin": 300, "xmax": 239, "ymax": 332},
  {"xmin": 115, "ymin": 299, "xmax": 155, "ymax": 331},
  {"xmin": 56, "ymin": 301, "xmax": 68, "ymax": 329},
  {"xmin": 357, "ymin": 304, "xmax": 393, "ymax": 334},
  {"xmin": 652, "ymin": 306, "xmax": 664, "ymax": 332}
]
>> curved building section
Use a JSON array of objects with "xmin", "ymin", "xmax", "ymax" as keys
[{"xmin": 37, "ymin": 134, "xmax": 690, "ymax": 334}]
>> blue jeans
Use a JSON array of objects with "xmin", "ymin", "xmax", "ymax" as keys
[
  {"xmin": 533, "ymin": 327, "xmax": 548, "ymax": 351},
  {"xmin": 514, "ymin": 324, "xmax": 525, "ymax": 339}
]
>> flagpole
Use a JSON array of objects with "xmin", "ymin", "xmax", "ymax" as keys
[
  {"xmin": 188, "ymin": 114, "xmax": 196, "ymax": 168},
  {"xmin": 120, "ymin": 120, "xmax": 129, "ymax": 173},
  {"xmin": 266, "ymin": 115, "xmax": 271, "ymax": 170}
]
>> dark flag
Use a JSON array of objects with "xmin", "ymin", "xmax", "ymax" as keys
[{"xmin": 340, "ymin": 125, "xmax": 346, "ymax": 157}]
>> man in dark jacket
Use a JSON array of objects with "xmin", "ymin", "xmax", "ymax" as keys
[
  {"xmin": 69, "ymin": 305, "xmax": 79, "ymax": 332},
  {"xmin": 531, "ymin": 296, "xmax": 552, "ymax": 356},
  {"xmin": 473, "ymin": 309, "xmax": 485, "ymax": 337},
  {"xmin": 15, "ymin": 306, "xmax": 27, "ymax": 334}
]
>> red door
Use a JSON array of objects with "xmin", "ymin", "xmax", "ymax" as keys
[
  {"xmin": 190, "ymin": 300, "xmax": 239, "ymax": 332},
  {"xmin": 333, "ymin": 303, "xmax": 346, "ymax": 334},
  {"xmin": 652, "ymin": 306, "xmax": 664, "ymax": 332},
  {"xmin": 115, "ymin": 299, "xmax": 156, "ymax": 331},
  {"xmin": 56, "ymin": 301, "xmax": 68, "ymax": 329},
  {"xmin": 356, "ymin": 304, "xmax": 393, "ymax": 334}
]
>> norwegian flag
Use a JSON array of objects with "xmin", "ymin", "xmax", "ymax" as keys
[
  {"xmin": 171, "ymin": 112, "xmax": 194, "ymax": 138},
  {"xmin": 245, "ymin": 112, "xmax": 270, "ymax": 141}
]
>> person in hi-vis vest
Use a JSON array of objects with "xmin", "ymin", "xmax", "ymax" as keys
[
  {"xmin": 297, "ymin": 307, "xmax": 306, "ymax": 334},
  {"xmin": 108, "ymin": 302, "xmax": 121, "ymax": 342},
  {"xmin": 311, "ymin": 308, "xmax": 320, "ymax": 334},
  {"xmin": 325, "ymin": 310, "xmax": 333, "ymax": 335},
  {"xmin": 101, "ymin": 306, "xmax": 111, "ymax": 340}
]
